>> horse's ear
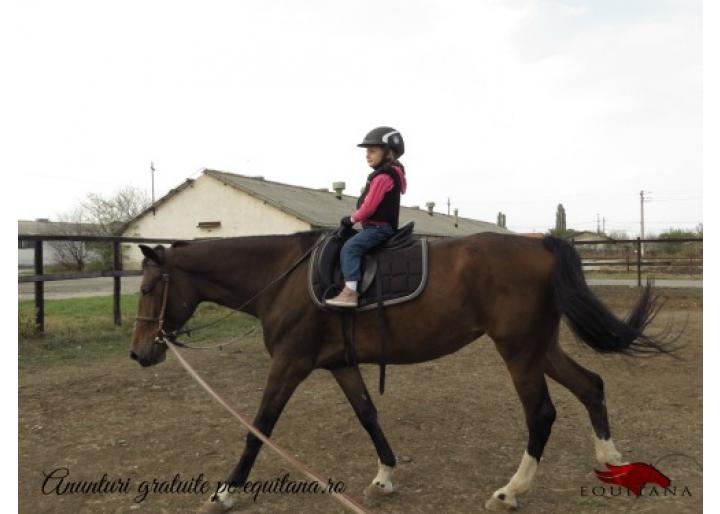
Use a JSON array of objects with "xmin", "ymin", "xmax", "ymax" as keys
[{"xmin": 139, "ymin": 244, "xmax": 165, "ymax": 264}]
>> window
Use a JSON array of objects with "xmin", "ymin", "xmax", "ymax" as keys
[{"xmin": 197, "ymin": 221, "xmax": 221, "ymax": 229}]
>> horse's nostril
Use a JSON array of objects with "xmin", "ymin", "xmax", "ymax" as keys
[{"xmin": 130, "ymin": 351, "xmax": 138, "ymax": 361}]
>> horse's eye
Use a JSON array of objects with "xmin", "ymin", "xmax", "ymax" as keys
[{"xmin": 141, "ymin": 287, "xmax": 150, "ymax": 296}]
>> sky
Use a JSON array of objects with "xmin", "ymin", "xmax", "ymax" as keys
[{"xmin": 4, "ymin": 0, "xmax": 702, "ymax": 236}]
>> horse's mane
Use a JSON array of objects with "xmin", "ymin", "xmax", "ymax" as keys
[{"xmin": 168, "ymin": 229, "xmax": 329, "ymax": 252}]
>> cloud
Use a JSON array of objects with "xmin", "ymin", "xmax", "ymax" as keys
[{"xmin": 5, "ymin": 1, "xmax": 701, "ymax": 234}]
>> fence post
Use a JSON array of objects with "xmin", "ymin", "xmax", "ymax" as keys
[
  {"xmin": 689, "ymin": 253, "xmax": 694, "ymax": 277},
  {"xmin": 113, "ymin": 241, "xmax": 121, "ymax": 326},
  {"xmin": 636, "ymin": 237, "xmax": 642, "ymax": 287},
  {"xmin": 34, "ymin": 240, "xmax": 44, "ymax": 334}
]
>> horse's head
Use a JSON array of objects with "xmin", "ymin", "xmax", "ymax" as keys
[{"xmin": 130, "ymin": 244, "xmax": 197, "ymax": 367}]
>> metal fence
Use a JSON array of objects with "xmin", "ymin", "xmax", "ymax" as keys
[{"xmin": 571, "ymin": 237, "xmax": 703, "ymax": 286}]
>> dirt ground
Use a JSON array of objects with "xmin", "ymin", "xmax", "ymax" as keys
[{"xmin": 19, "ymin": 287, "xmax": 702, "ymax": 514}]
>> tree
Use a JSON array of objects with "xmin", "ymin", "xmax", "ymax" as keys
[
  {"xmin": 81, "ymin": 186, "xmax": 150, "ymax": 236},
  {"xmin": 85, "ymin": 186, "xmax": 151, "ymax": 267},
  {"xmin": 53, "ymin": 186, "xmax": 150, "ymax": 269},
  {"xmin": 555, "ymin": 204, "xmax": 566, "ymax": 234},
  {"xmin": 547, "ymin": 204, "xmax": 571, "ymax": 237},
  {"xmin": 657, "ymin": 228, "xmax": 698, "ymax": 255},
  {"xmin": 49, "ymin": 208, "xmax": 96, "ymax": 270}
]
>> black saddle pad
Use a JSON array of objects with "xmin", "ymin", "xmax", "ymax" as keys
[{"xmin": 308, "ymin": 231, "xmax": 428, "ymax": 311}]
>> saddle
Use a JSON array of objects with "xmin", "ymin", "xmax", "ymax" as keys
[{"xmin": 308, "ymin": 222, "xmax": 428, "ymax": 311}]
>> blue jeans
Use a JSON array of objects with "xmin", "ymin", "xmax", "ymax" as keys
[{"xmin": 340, "ymin": 224, "xmax": 395, "ymax": 281}]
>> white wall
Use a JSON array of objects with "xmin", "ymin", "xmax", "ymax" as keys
[
  {"xmin": 122, "ymin": 174, "xmax": 311, "ymax": 267},
  {"xmin": 18, "ymin": 245, "xmax": 61, "ymax": 268},
  {"xmin": 18, "ymin": 243, "xmax": 102, "ymax": 269}
]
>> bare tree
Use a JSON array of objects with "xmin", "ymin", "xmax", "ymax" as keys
[
  {"xmin": 48, "ymin": 208, "xmax": 98, "ymax": 270},
  {"xmin": 82, "ymin": 186, "xmax": 151, "ymax": 266},
  {"xmin": 52, "ymin": 186, "xmax": 151, "ymax": 270},
  {"xmin": 81, "ymin": 186, "xmax": 150, "ymax": 235}
]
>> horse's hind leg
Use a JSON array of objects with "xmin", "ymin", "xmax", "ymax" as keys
[
  {"xmin": 331, "ymin": 366, "xmax": 397, "ymax": 497},
  {"xmin": 485, "ymin": 354, "xmax": 556, "ymax": 511},
  {"xmin": 543, "ymin": 340, "xmax": 624, "ymax": 466}
]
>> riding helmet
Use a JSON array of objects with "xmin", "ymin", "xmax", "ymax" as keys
[{"xmin": 357, "ymin": 126, "xmax": 404, "ymax": 158}]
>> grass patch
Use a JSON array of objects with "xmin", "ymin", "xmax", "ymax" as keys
[{"xmin": 18, "ymin": 294, "xmax": 260, "ymax": 368}]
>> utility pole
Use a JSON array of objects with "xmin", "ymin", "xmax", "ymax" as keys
[
  {"xmin": 151, "ymin": 161, "xmax": 156, "ymax": 216},
  {"xmin": 596, "ymin": 213, "xmax": 600, "ymax": 234},
  {"xmin": 602, "ymin": 217, "xmax": 606, "ymax": 234},
  {"xmin": 640, "ymin": 190, "xmax": 645, "ymax": 256},
  {"xmin": 447, "ymin": 197, "xmax": 451, "ymax": 216}
]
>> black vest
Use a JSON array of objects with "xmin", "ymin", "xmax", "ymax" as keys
[{"xmin": 356, "ymin": 164, "xmax": 403, "ymax": 230}]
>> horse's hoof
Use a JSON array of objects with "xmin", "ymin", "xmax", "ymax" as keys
[
  {"xmin": 363, "ymin": 480, "xmax": 396, "ymax": 498},
  {"xmin": 198, "ymin": 494, "xmax": 237, "ymax": 514},
  {"xmin": 484, "ymin": 491, "xmax": 519, "ymax": 511}
]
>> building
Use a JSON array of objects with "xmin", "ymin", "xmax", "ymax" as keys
[
  {"xmin": 565, "ymin": 231, "xmax": 613, "ymax": 243},
  {"xmin": 565, "ymin": 231, "xmax": 615, "ymax": 253},
  {"xmin": 18, "ymin": 219, "xmax": 103, "ymax": 268},
  {"xmin": 120, "ymin": 169, "xmax": 512, "ymax": 266}
]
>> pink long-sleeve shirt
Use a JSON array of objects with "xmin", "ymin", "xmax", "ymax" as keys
[{"xmin": 351, "ymin": 166, "xmax": 407, "ymax": 224}]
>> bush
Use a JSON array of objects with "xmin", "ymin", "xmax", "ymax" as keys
[{"xmin": 653, "ymin": 228, "xmax": 701, "ymax": 255}]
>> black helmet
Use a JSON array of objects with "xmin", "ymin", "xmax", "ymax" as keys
[{"xmin": 357, "ymin": 126, "xmax": 404, "ymax": 158}]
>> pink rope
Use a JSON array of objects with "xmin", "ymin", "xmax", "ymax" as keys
[{"xmin": 165, "ymin": 342, "xmax": 373, "ymax": 514}]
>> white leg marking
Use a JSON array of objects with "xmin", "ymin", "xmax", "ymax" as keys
[
  {"xmin": 504, "ymin": 451, "xmax": 538, "ymax": 496},
  {"xmin": 594, "ymin": 436, "xmax": 624, "ymax": 465},
  {"xmin": 371, "ymin": 461, "xmax": 395, "ymax": 493},
  {"xmin": 213, "ymin": 488, "xmax": 237, "ymax": 509},
  {"xmin": 486, "ymin": 451, "xmax": 538, "ymax": 510}
]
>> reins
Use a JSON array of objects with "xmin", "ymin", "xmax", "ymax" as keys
[{"xmin": 137, "ymin": 229, "xmax": 336, "ymax": 349}]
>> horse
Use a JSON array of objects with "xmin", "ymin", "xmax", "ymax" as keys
[{"xmin": 129, "ymin": 230, "xmax": 672, "ymax": 512}]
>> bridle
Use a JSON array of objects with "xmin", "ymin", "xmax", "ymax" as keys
[
  {"xmin": 134, "ymin": 228, "xmax": 339, "ymax": 348},
  {"xmin": 134, "ymin": 273, "xmax": 175, "ymax": 346}
]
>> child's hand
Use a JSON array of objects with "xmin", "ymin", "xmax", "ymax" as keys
[{"xmin": 340, "ymin": 216, "xmax": 354, "ymax": 228}]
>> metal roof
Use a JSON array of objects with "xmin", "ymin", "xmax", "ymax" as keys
[
  {"xmin": 204, "ymin": 169, "xmax": 511, "ymax": 237},
  {"xmin": 18, "ymin": 219, "xmax": 104, "ymax": 236}
]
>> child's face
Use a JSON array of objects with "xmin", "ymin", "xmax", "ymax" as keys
[{"xmin": 365, "ymin": 146, "xmax": 386, "ymax": 168}]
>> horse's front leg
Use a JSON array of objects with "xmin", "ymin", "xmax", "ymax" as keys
[
  {"xmin": 200, "ymin": 356, "xmax": 313, "ymax": 514},
  {"xmin": 331, "ymin": 365, "xmax": 397, "ymax": 497}
]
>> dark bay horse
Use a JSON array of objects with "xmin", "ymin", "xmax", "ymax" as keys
[{"xmin": 130, "ymin": 230, "xmax": 671, "ymax": 512}]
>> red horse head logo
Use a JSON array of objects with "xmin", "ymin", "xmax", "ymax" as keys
[{"xmin": 594, "ymin": 462, "xmax": 671, "ymax": 496}]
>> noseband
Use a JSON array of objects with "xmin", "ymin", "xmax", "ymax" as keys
[{"xmin": 135, "ymin": 273, "xmax": 173, "ymax": 346}]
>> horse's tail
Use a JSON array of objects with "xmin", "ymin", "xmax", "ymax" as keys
[{"xmin": 543, "ymin": 235, "xmax": 674, "ymax": 356}]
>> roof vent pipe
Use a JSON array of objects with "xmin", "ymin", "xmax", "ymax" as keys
[{"xmin": 332, "ymin": 182, "xmax": 346, "ymax": 199}]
